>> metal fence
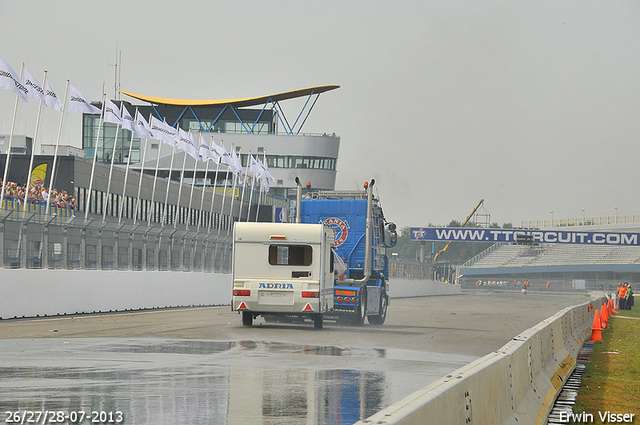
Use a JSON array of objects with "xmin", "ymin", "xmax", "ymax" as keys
[
  {"xmin": 0, "ymin": 209, "xmax": 232, "ymax": 273},
  {"xmin": 1, "ymin": 205, "xmax": 435, "ymax": 280}
]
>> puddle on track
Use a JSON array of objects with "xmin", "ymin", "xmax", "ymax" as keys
[{"xmin": 0, "ymin": 339, "xmax": 477, "ymax": 425}]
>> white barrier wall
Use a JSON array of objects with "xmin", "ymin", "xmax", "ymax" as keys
[
  {"xmin": 0, "ymin": 270, "xmax": 458, "ymax": 319},
  {"xmin": 357, "ymin": 296, "xmax": 604, "ymax": 425},
  {"xmin": 0, "ymin": 269, "xmax": 231, "ymax": 319},
  {"xmin": 389, "ymin": 279, "xmax": 461, "ymax": 298}
]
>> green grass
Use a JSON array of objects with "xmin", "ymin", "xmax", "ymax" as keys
[{"xmin": 569, "ymin": 299, "xmax": 640, "ymax": 422}]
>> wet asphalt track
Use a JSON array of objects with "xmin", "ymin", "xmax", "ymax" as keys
[{"xmin": 0, "ymin": 291, "xmax": 590, "ymax": 424}]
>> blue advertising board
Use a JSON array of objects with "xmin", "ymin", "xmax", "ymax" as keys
[
  {"xmin": 410, "ymin": 227, "xmax": 640, "ymax": 246},
  {"xmin": 275, "ymin": 207, "xmax": 287, "ymax": 223}
]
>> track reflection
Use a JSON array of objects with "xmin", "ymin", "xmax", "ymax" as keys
[{"xmin": 0, "ymin": 339, "xmax": 475, "ymax": 424}]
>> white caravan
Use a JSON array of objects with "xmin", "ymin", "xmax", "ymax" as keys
[{"xmin": 232, "ymin": 222, "xmax": 335, "ymax": 329}]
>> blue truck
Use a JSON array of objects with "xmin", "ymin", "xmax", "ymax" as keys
[
  {"xmin": 298, "ymin": 179, "xmax": 397, "ymax": 325},
  {"xmin": 232, "ymin": 178, "xmax": 396, "ymax": 329}
]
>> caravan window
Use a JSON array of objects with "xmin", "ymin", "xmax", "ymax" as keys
[{"xmin": 269, "ymin": 245, "xmax": 312, "ymax": 266}]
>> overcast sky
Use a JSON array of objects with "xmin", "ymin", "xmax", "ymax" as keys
[{"xmin": 2, "ymin": 1, "xmax": 640, "ymax": 229}]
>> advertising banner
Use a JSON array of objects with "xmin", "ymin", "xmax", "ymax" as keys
[{"xmin": 410, "ymin": 227, "xmax": 640, "ymax": 246}]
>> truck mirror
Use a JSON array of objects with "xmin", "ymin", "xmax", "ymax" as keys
[{"xmin": 389, "ymin": 230, "xmax": 397, "ymax": 247}]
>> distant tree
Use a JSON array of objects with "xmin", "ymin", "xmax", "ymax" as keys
[{"xmin": 389, "ymin": 221, "xmax": 514, "ymax": 263}]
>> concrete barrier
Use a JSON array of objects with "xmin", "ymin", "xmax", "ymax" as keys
[
  {"xmin": 389, "ymin": 278, "xmax": 461, "ymax": 298},
  {"xmin": 0, "ymin": 270, "xmax": 457, "ymax": 319},
  {"xmin": 357, "ymin": 296, "xmax": 605, "ymax": 425},
  {"xmin": 0, "ymin": 269, "xmax": 231, "ymax": 319}
]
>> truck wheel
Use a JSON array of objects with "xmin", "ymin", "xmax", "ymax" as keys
[
  {"xmin": 313, "ymin": 314, "xmax": 324, "ymax": 330},
  {"xmin": 368, "ymin": 294, "xmax": 387, "ymax": 325},
  {"xmin": 242, "ymin": 311, "xmax": 253, "ymax": 327},
  {"xmin": 355, "ymin": 288, "xmax": 366, "ymax": 326}
]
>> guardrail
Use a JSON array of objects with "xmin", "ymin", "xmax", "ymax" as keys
[
  {"xmin": 521, "ymin": 215, "xmax": 640, "ymax": 229},
  {"xmin": 357, "ymin": 296, "xmax": 605, "ymax": 425},
  {"xmin": 0, "ymin": 212, "xmax": 232, "ymax": 272}
]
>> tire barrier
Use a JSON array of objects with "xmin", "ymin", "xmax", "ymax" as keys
[{"xmin": 357, "ymin": 296, "xmax": 606, "ymax": 425}]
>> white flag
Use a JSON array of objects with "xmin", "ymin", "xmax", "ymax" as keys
[
  {"xmin": 199, "ymin": 135, "xmax": 220, "ymax": 162},
  {"xmin": 209, "ymin": 138, "xmax": 228, "ymax": 157},
  {"xmin": 0, "ymin": 57, "xmax": 29, "ymax": 100},
  {"xmin": 261, "ymin": 175, "xmax": 271, "ymax": 193},
  {"xmin": 23, "ymin": 68, "xmax": 45, "ymax": 101},
  {"xmin": 150, "ymin": 116, "xmax": 178, "ymax": 147},
  {"xmin": 135, "ymin": 111, "xmax": 152, "ymax": 138},
  {"xmin": 68, "ymin": 85, "xmax": 101, "ymax": 114},
  {"xmin": 121, "ymin": 104, "xmax": 136, "ymax": 133},
  {"xmin": 212, "ymin": 140, "xmax": 233, "ymax": 167},
  {"xmin": 261, "ymin": 158, "xmax": 276, "ymax": 184},
  {"xmin": 43, "ymin": 79, "xmax": 63, "ymax": 111},
  {"xmin": 103, "ymin": 98, "xmax": 122, "ymax": 125},
  {"xmin": 177, "ymin": 128, "xmax": 200, "ymax": 161},
  {"xmin": 249, "ymin": 155, "xmax": 265, "ymax": 178},
  {"xmin": 231, "ymin": 149, "xmax": 243, "ymax": 183}
]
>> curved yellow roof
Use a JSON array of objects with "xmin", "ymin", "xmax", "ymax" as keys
[{"xmin": 119, "ymin": 85, "xmax": 339, "ymax": 107}]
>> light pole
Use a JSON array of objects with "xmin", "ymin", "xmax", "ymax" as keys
[
  {"xmin": 615, "ymin": 206, "xmax": 618, "ymax": 224},
  {"xmin": 582, "ymin": 209, "xmax": 585, "ymax": 225},
  {"xmin": 550, "ymin": 210, "xmax": 554, "ymax": 227}
]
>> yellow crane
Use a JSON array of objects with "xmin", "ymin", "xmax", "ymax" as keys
[{"xmin": 433, "ymin": 199, "xmax": 484, "ymax": 262}]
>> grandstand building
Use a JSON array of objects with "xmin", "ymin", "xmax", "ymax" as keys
[
  {"xmin": 0, "ymin": 85, "xmax": 341, "ymax": 271},
  {"xmin": 1, "ymin": 85, "xmax": 340, "ymax": 226},
  {"xmin": 84, "ymin": 86, "xmax": 340, "ymax": 200},
  {"xmin": 459, "ymin": 223, "xmax": 640, "ymax": 290}
]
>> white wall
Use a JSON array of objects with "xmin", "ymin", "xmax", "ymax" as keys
[
  {"xmin": 0, "ymin": 270, "xmax": 458, "ymax": 319},
  {"xmin": 0, "ymin": 269, "xmax": 230, "ymax": 319}
]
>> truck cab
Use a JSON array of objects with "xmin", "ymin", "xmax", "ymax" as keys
[{"xmin": 299, "ymin": 180, "xmax": 396, "ymax": 325}]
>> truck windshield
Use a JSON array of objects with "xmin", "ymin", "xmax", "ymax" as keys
[{"xmin": 269, "ymin": 245, "xmax": 312, "ymax": 266}]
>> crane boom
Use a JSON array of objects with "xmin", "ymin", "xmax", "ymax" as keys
[{"xmin": 433, "ymin": 199, "xmax": 485, "ymax": 261}]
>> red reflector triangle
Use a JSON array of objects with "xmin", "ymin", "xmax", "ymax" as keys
[
  {"xmin": 238, "ymin": 301, "xmax": 248, "ymax": 310},
  {"xmin": 303, "ymin": 303, "xmax": 314, "ymax": 311}
]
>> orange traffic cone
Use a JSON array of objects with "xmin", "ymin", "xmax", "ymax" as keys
[
  {"xmin": 600, "ymin": 304, "xmax": 609, "ymax": 329},
  {"xmin": 610, "ymin": 298, "xmax": 619, "ymax": 314},
  {"xmin": 589, "ymin": 309, "xmax": 603, "ymax": 342}
]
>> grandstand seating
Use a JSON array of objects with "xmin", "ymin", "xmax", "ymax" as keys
[{"xmin": 464, "ymin": 243, "xmax": 640, "ymax": 268}]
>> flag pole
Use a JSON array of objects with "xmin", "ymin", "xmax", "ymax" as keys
[
  {"xmin": 173, "ymin": 139, "xmax": 189, "ymax": 228},
  {"xmin": 196, "ymin": 151, "xmax": 211, "ymax": 232},
  {"xmin": 216, "ymin": 163, "xmax": 229, "ymax": 233},
  {"xmin": 102, "ymin": 101, "xmax": 122, "ymax": 222},
  {"xmin": 255, "ymin": 150, "xmax": 267, "ymax": 222},
  {"xmin": 132, "ymin": 128, "xmax": 149, "ymax": 225},
  {"xmin": 247, "ymin": 157, "xmax": 256, "ymax": 222},
  {"xmin": 160, "ymin": 125, "xmax": 177, "ymax": 227},
  {"xmin": 214, "ymin": 141, "xmax": 229, "ymax": 233},
  {"xmin": 147, "ymin": 113, "xmax": 161, "ymax": 227},
  {"xmin": 238, "ymin": 150, "xmax": 250, "ymax": 222},
  {"xmin": 84, "ymin": 89, "xmax": 105, "ymax": 222},
  {"xmin": 226, "ymin": 144, "xmax": 238, "ymax": 232},
  {"xmin": 185, "ymin": 141, "xmax": 199, "ymax": 230},
  {"xmin": 46, "ymin": 80, "xmax": 71, "ymax": 217},
  {"xmin": 24, "ymin": 70, "xmax": 48, "ymax": 212},
  {"xmin": 0, "ymin": 63, "xmax": 24, "ymax": 210},
  {"xmin": 206, "ymin": 158, "xmax": 221, "ymax": 232},
  {"xmin": 118, "ymin": 107, "xmax": 138, "ymax": 223}
]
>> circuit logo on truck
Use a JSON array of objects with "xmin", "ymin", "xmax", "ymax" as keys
[
  {"xmin": 259, "ymin": 283, "xmax": 294, "ymax": 289},
  {"xmin": 323, "ymin": 217, "xmax": 349, "ymax": 247}
]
